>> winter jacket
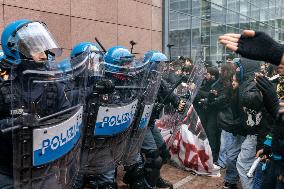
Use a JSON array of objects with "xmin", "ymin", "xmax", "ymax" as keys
[
  {"xmin": 217, "ymin": 58, "xmax": 268, "ymax": 136},
  {"xmin": 207, "ymin": 78, "xmax": 229, "ymax": 112},
  {"xmin": 193, "ymin": 78, "xmax": 216, "ymax": 126}
]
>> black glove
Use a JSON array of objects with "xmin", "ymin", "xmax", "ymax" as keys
[
  {"xmin": 256, "ymin": 76, "xmax": 279, "ymax": 118},
  {"xmin": 93, "ymin": 79, "xmax": 115, "ymax": 94},
  {"xmin": 237, "ymin": 31, "xmax": 284, "ymax": 66}
]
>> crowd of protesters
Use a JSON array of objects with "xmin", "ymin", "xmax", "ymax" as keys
[
  {"xmin": 142, "ymin": 29, "xmax": 284, "ymax": 189},
  {"xmin": 189, "ymin": 30, "xmax": 284, "ymax": 189}
]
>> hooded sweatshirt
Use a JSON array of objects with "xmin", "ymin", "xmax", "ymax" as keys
[
  {"xmin": 237, "ymin": 58, "xmax": 268, "ymax": 135},
  {"xmin": 217, "ymin": 58, "xmax": 264, "ymax": 135}
]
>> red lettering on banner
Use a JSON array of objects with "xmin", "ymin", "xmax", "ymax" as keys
[
  {"xmin": 183, "ymin": 142, "xmax": 198, "ymax": 170},
  {"xmin": 198, "ymin": 149, "xmax": 209, "ymax": 171},
  {"xmin": 171, "ymin": 139, "xmax": 209, "ymax": 172}
]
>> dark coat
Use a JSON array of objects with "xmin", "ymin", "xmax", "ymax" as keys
[{"xmin": 217, "ymin": 58, "xmax": 267, "ymax": 136}]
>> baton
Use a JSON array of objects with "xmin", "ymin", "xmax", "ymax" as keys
[
  {"xmin": 95, "ymin": 37, "xmax": 107, "ymax": 53},
  {"xmin": 1, "ymin": 125, "xmax": 21, "ymax": 134}
]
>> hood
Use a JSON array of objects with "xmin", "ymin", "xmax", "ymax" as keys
[{"xmin": 239, "ymin": 58, "xmax": 261, "ymax": 82}]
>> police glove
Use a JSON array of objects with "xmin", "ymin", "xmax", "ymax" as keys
[
  {"xmin": 256, "ymin": 76, "xmax": 279, "ymax": 118},
  {"xmin": 237, "ymin": 31, "xmax": 284, "ymax": 66},
  {"xmin": 93, "ymin": 79, "xmax": 115, "ymax": 94}
]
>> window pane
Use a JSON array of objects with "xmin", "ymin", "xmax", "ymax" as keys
[
  {"xmin": 227, "ymin": 0, "xmax": 240, "ymax": 12},
  {"xmin": 170, "ymin": 0, "xmax": 179, "ymax": 10},
  {"xmin": 240, "ymin": 0, "xmax": 249, "ymax": 16},
  {"xmin": 227, "ymin": 10, "xmax": 239, "ymax": 28},
  {"xmin": 179, "ymin": 0, "xmax": 190, "ymax": 13},
  {"xmin": 192, "ymin": 17, "xmax": 201, "ymax": 48},
  {"xmin": 211, "ymin": 0, "xmax": 224, "ymax": 6},
  {"xmin": 251, "ymin": 4, "xmax": 260, "ymax": 20},
  {"xmin": 240, "ymin": 15, "xmax": 250, "ymax": 30},
  {"xmin": 192, "ymin": 0, "xmax": 201, "ymax": 17},
  {"xmin": 211, "ymin": 4, "xmax": 225, "ymax": 23},
  {"xmin": 250, "ymin": 20, "xmax": 259, "ymax": 31}
]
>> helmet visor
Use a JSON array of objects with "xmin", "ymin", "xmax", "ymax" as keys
[
  {"xmin": 8, "ymin": 22, "xmax": 62, "ymax": 58},
  {"xmin": 105, "ymin": 58, "xmax": 149, "ymax": 76},
  {"xmin": 88, "ymin": 51, "xmax": 105, "ymax": 77}
]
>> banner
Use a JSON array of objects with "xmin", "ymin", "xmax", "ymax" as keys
[{"xmin": 157, "ymin": 105, "xmax": 220, "ymax": 176}]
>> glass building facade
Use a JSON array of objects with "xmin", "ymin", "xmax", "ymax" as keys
[{"xmin": 164, "ymin": 0, "xmax": 284, "ymax": 64}]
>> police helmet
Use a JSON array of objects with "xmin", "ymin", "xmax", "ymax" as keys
[
  {"xmin": 104, "ymin": 46, "xmax": 134, "ymax": 73},
  {"xmin": 70, "ymin": 42, "xmax": 100, "ymax": 59},
  {"xmin": 1, "ymin": 19, "xmax": 62, "ymax": 65}
]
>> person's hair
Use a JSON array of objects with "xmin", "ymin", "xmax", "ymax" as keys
[
  {"xmin": 220, "ymin": 62, "xmax": 236, "ymax": 88},
  {"xmin": 170, "ymin": 59, "xmax": 182, "ymax": 68},
  {"xmin": 170, "ymin": 56, "xmax": 193, "ymax": 73},
  {"xmin": 181, "ymin": 64, "xmax": 193, "ymax": 73},
  {"xmin": 226, "ymin": 53, "xmax": 235, "ymax": 60},
  {"xmin": 185, "ymin": 58, "xmax": 193, "ymax": 64},
  {"xmin": 207, "ymin": 67, "xmax": 219, "ymax": 80}
]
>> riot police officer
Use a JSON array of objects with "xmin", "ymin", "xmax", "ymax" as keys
[
  {"xmin": 0, "ymin": 19, "xmax": 85, "ymax": 189},
  {"xmin": 72, "ymin": 45, "xmax": 142, "ymax": 189},
  {"xmin": 123, "ymin": 51, "xmax": 185, "ymax": 189},
  {"xmin": 70, "ymin": 41, "xmax": 113, "ymax": 189},
  {"xmin": 0, "ymin": 19, "xmax": 62, "ymax": 188}
]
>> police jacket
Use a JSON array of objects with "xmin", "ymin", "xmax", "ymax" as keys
[{"xmin": 0, "ymin": 79, "xmax": 15, "ymax": 176}]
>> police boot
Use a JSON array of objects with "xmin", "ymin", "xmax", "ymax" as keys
[
  {"xmin": 123, "ymin": 163, "xmax": 145, "ymax": 189},
  {"xmin": 143, "ymin": 150, "xmax": 163, "ymax": 188},
  {"xmin": 156, "ymin": 177, "xmax": 173, "ymax": 189},
  {"xmin": 97, "ymin": 182, "xmax": 118, "ymax": 189}
]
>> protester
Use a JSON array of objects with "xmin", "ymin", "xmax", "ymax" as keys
[{"xmin": 219, "ymin": 29, "xmax": 284, "ymax": 189}]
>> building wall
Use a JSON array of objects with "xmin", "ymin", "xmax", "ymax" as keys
[
  {"xmin": 166, "ymin": 0, "xmax": 284, "ymax": 63},
  {"xmin": 0, "ymin": 0, "xmax": 163, "ymax": 59}
]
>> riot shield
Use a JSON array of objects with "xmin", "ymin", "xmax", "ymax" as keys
[
  {"xmin": 6, "ymin": 51, "xmax": 89, "ymax": 189},
  {"xmin": 156, "ymin": 55, "xmax": 218, "ymax": 175},
  {"xmin": 159, "ymin": 56, "xmax": 206, "ymax": 148},
  {"xmin": 80, "ymin": 58, "xmax": 149, "ymax": 176},
  {"xmin": 122, "ymin": 61, "xmax": 166, "ymax": 166}
]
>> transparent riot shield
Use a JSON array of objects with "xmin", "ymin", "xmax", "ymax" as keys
[
  {"xmin": 8, "ymin": 51, "xmax": 89, "ymax": 189},
  {"xmin": 159, "ymin": 56, "xmax": 206, "ymax": 148},
  {"xmin": 80, "ymin": 58, "xmax": 149, "ymax": 177},
  {"xmin": 122, "ymin": 61, "xmax": 166, "ymax": 166}
]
